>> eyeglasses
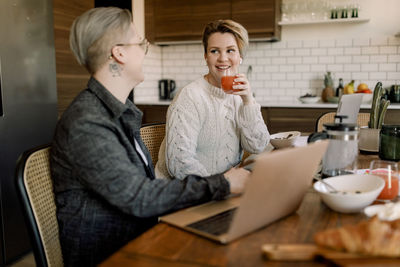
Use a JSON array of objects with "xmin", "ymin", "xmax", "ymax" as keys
[{"xmin": 115, "ymin": 38, "xmax": 150, "ymax": 55}]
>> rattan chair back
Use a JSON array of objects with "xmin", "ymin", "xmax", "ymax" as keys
[
  {"xmin": 140, "ymin": 123, "xmax": 166, "ymax": 166},
  {"xmin": 15, "ymin": 145, "xmax": 63, "ymax": 267},
  {"xmin": 316, "ymin": 112, "xmax": 370, "ymax": 132}
]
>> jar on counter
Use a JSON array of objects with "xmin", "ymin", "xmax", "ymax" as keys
[{"xmin": 379, "ymin": 125, "xmax": 400, "ymax": 162}]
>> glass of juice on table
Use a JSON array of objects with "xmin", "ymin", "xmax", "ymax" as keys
[
  {"xmin": 221, "ymin": 69, "xmax": 240, "ymax": 93},
  {"xmin": 369, "ymin": 160, "xmax": 399, "ymax": 200}
]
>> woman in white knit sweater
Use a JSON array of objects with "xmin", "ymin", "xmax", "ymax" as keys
[{"xmin": 155, "ymin": 19, "xmax": 270, "ymax": 179}]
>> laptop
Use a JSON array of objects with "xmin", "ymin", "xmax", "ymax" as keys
[
  {"xmin": 160, "ymin": 141, "xmax": 329, "ymax": 244},
  {"xmin": 336, "ymin": 94, "xmax": 363, "ymax": 124}
]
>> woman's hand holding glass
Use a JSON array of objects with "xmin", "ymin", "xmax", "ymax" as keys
[{"xmin": 222, "ymin": 72, "xmax": 254, "ymax": 105}]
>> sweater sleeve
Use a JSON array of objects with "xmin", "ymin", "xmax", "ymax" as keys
[
  {"xmin": 237, "ymin": 101, "xmax": 270, "ymax": 154},
  {"xmin": 165, "ymin": 92, "xmax": 210, "ymax": 180}
]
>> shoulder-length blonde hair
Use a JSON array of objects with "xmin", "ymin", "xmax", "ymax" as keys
[
  {"xmin": 69, "ymin": 7, "xmax": 133, "ymax": 74},
  {"xmin": 202, "ymin": 19, "xmax": 249, "ymax": 57}
]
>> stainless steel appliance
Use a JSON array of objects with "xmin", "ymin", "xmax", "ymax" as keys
[
  {"xmin": 159, "ymin": 79, "xmax": 176, "ymax": 100},
  {"xmin": 0, "ymin": 0, "xmax": 58, "ymax": 263}
]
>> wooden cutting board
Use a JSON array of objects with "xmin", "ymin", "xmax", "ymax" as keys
[
  {"xmin": 262, "ymin": 244, "xmax": 370, "ymax": 261},
  {"xmin": 262, "ymin": 244, "xmax": 400, "ymax": 267}
]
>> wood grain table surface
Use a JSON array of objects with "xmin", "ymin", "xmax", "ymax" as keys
[{"xmin": 100, "ymin": 153, "xmax": 400, "ymax": 267}]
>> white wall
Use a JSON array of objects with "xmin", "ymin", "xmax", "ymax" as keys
[{"xmin": 134, "ymin": 0, "xmax": 400, "ymax": 104}]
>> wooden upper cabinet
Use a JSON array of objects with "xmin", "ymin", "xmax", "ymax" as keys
[
  {"xmin": 145, "ymin": 0, "xmax": 281, "ymax": 44},
  {"xmin": 232, "ymin": 0, "xmax": 281, "ymax": 40}
]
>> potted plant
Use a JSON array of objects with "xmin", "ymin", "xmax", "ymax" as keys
[{"xmin": 359, "ymin": 82, "xmax": 390, "ymax": 152}]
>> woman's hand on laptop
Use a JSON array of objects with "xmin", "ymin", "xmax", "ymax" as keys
[{"xmin": 223, "ymin": 167, "xmax": 251, "ymax": 194}]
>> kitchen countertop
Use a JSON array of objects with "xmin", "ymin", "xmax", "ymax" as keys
[{"xmin": 134, "ymin": 99, "xmax": 400, "ymax": 109}]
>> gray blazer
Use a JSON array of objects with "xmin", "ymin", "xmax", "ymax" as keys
[{"xmin": 50, "ymin": 77, "xmax": 230, "ymax": 266}]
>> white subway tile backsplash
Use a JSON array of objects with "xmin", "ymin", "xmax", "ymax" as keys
[
  {"xmin": 388, "ymin": 55, "xmax": 400, "ymax": 63},
  {"xmin": 287, "ymin": 57, "xmax": 302, "ymax": 64},
  {"xmin": 335, "ymin": 39, "xmax": 353, "ymax": 47},
  {"xmin": 353, "ymin": 38, "xmax": 370, "ymax": 47},
  {"xmin": 379, "ymin": 46, "xmax": 397, "ymax": 54},
  {"xmin": 370, "ymin": 37, "xmax": 388, "ymax": 46},
  {"xmin": 352, "ymin": 55, "xmax": 369, "ymax": 63},
  {"xmin": 271, "ymin": 73, "xmax": 286, "ymax": 80},
  {"xmin": 265, "ymin": 50, "xmax": 280, "ymax": 57},
  {"xmin": 279, "ymin": 65, "xmax": 294, "ymax": 72},
  {"xmin": 352, "ymin": 72, "xmax": 369, "ymax": 80},
  {"xmin": 287, "ymin": 73, "xmax": 302, "ymax": 80},
  {"xmin": 295, "ymin": 48, "xmax": 311, "ymax": 56},
  {"xmin": 311, "ymin": 64, "xmax": 326, "ymax": 72},
  {"xmin": 370, "ymin": 55, "xmax": 388, "ymax": 63},
  {"xmin": 361, "ymin": 64, "xmax": 378, "ymax": 72},
  {"xmin": 279, "ymin": 49, "xmax": 295, "ymax": 56},
  {"xmin": 345, "ymin": 47, "xmax": 361, "ymax": 55},
  {"xmin": 256, "ymin": 57, "xmax": 271, "ymax": 65},
  {"xmin": 327, "ymin": 64, "xmax": 344, "ymax": 72},
  {"xmin": 280, "ymin": 81, "xmax": 294, "ymax": 88},
  {"xmin": 370, "ymin": 72, "xmax": 387, "ymax": 80},
  {"xmin": 388, "ymin": 72, "xmax": 400, "ymax": 80},
  {"xmin": 295, "ymin": 64, "xmax": 311, "ymax": 72},
  {"xmin": 319, "ymin": 56, "xmax": 334, "ymax": 64},
  {"xmin": 272, "ymin": 57, "xmax": 287, "ymax": 64},
  {"xmin": 361, "ymin": 46, "xmax": 379, "ymax": 55},
  {"xmin": 328, "ymin": 48, "xmax": 343, "ymax": 55},
  {"xmin": 311, "ymin": 48, "xmax": 327, "ymax": 56},
  {"xmin": 135, "ymin": 37, "xmax": 400, "ymax": 104},
  {"xmin": 303, "ymin": 56, "xmax": 318, "ymax": 64},
  {"xmin": 319, "ymin": 39, "xmax": 335, "ymax": 48},
  {"xmin": 335, "ymin": 56, "xmax": 352, "ymax": 64},
  {"xmin": 264, "ymin": 65, "xmax": 279, "ymax": 72},
  {"xmin": 379, "ymin": 63, "xmax": 397, "ymax": 72},
  {"xmin": 287, "ymin": 40, "xmax": 302, "ymax": 48},
  {"xmin": 344, "ymin": 64, "xmax": 360, "ymax": 72},
  {"xmin": 295, "ymin": 80, "xmax": 309, "ymax": 88},
  {"xmin": 303, "ymin": 40, "xmax": 319, "ymax": 48}
]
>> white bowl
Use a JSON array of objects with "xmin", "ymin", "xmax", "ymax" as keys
[
  {"xmin": 299, "ymin": 96, "xmax": 320, "ymax": 104},
  {"xmin": 313, "ymin": 174, "xmax": 385, "ymax": 213},
  {"xmin": 270, "ymin": 131, "xmax": 301, "ymax": 149}
]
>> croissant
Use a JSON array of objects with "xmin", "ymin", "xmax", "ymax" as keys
[{"xmin": 314, "ymin": 216, "xmax": 400, "ymax": 257}]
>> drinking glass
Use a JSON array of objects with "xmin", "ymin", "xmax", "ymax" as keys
[
  {"xmin": 369, "ymin": 160, "xmax": 399, "ymax": 200},
  {"xmin": 221, "ymin": 69, "xmax": 240, "ymax": 94}
]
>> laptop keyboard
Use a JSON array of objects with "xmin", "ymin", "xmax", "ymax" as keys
[{"xmin": 186, "ymin": 208, "xmax": 237, "ymax": 236}]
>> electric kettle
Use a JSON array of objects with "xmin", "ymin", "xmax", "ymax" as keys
[{"xmin": 308, "ymin": 115, "xmax": 359, "ymax": 178}]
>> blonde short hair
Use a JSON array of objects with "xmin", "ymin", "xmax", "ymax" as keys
[
  {"xmin": 69, "ymin": 7, "xmax": 133, "ymax": 74},
  {"xmin": 202, "ymin": 19, "xmax": 249, "ymax": 57}
]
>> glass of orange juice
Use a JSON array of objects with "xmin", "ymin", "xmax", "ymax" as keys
[
  {"xmin": 369, "ymin": 160, "xmax": 399, "ymax": 200},
  {"xmin": 221, "ymin": 69, "xmax": 240, "ymax": 93}
]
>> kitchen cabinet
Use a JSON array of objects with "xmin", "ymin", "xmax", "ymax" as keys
[
  {"xmin": 145, "ymin": 0, "xmax": 281, "ymax": 44},
  {"xmin": 137, "ymin": 104, "xmax": 400, "ymax": 134}
]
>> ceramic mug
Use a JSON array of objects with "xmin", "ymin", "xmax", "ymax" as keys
[{"xmin": 358, "ymin": 127, "xmax": 380, "ymax": 153}]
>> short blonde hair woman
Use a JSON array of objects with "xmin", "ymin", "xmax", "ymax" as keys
[
  {"xmin": 156, "ymin": 19, "xmax": 269, "ymax": 179},
  {"xmin": 51, "ymin": 9, "xmax": 249, "ymax": 266}
]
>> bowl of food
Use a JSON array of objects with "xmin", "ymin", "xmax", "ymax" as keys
[
  {"xmin": 299, "ymin": 94, "xmax": 319, "ymax": 104},
  {"xmin": 313, "ymin": 174, "xmax": 385, "ymax": 213},
  {"xmin": 270, "ymin": 131, "xmax": 301, "ymax": 149}
]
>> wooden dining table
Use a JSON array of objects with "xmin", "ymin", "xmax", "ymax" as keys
[{"xmin": 99, "ymin": 153, "xmax": 400, "ymax": 267}]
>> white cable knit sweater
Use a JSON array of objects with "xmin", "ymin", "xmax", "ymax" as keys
[{"xmin": 155, "ymin": 77, "xmax": 270, "ymax": 180}]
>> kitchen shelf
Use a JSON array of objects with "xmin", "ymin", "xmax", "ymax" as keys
[{"xmin": 278, "ymin": 17, "xmax": 369, "ymax": 26}]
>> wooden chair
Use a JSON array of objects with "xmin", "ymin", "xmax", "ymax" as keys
[
  {"xmin": 140, "ymin": 123, "xmax": 166, "ymax": 166},
  {"xmin": 15, "ymin": 145, "xmax": 63, "ymax": 267},
  {"xmin": 316, "ymin": 112, "xmax": 370, "ymax": 132}
]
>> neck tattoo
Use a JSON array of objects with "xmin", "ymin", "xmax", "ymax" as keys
[{"xmin": 109, "ymin": 62, "xmax": 122, "ymax": 77}]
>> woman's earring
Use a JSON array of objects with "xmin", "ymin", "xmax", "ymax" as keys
[{"xmin": 239, "ymin": 59, "xmax": 243, "ymax": 64}]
